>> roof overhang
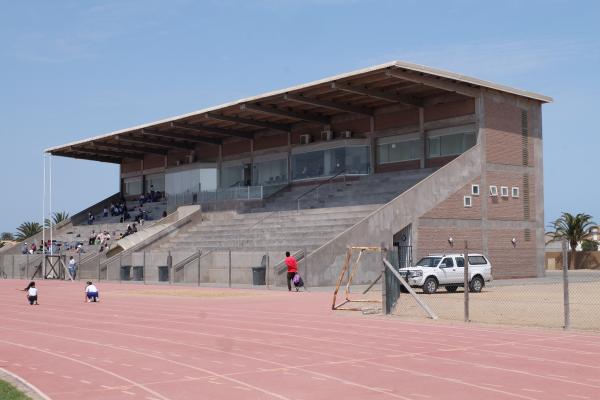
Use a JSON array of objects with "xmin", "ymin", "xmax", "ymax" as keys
[{"xmin": 46, "ymin": 60, "xmax": 552, "ymax": 162}]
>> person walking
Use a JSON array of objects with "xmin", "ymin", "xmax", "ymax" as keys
[
  {"xmin": 68, "ymin": 256, "xmax": 77, "ymax": 280},
  {"xmin": 284, "ymin": 251, "xmax": 298, "ymax": 292}
]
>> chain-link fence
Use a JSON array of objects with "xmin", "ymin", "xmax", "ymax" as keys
[{"xmin": 389, "ymin": 242, "xmax": 600, "ymax": 331}]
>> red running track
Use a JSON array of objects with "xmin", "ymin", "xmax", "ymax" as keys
[{"xmin": 0, "ymin": 280, "xmax": 599, "ymax": 400}]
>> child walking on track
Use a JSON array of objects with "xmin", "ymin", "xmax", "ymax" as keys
[
  {"xmin": 285, "ymin": 251, "xmax": 298, "ymax": 292},
  {"xmin": 85, "ymin": 281, "xmax": 99, "ymax": 303},
  {"xmin": 24, "ymin": 281, "xmax": 38, "ymax": 305}
]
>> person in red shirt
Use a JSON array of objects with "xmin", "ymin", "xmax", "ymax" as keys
[{"xmin": 284, "ymin": 251, "xmax": 298, "ymax": 292}]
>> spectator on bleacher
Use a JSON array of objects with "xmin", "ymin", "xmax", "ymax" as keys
[
  {"xmin": 103, "ymin": 207, "xmax": 109, "ymax": 218},
  {"xmin": 88, "ymin": 211, "xmax": 95, "ymax": 225},
  {"xmin": 21, "ymin": 242, "xmax": 28, "ymax": 254},
  {"xmin": 132, "ymin": 223, "xmax": 138, "ymax": 233},
  {"xmin": 88, "ymin": 231, "xmax": 96, "ymax": 246},
  {"xmin": 31, "ymin": 243, "xmax": 37, "ymax": 253},
  {"xmin": 162, "ymin": 210, "xmax": 167, "ymax": 218},
  {"xmin": 139, "ymin": 194, "xmax": 145, "ymax": 206}
]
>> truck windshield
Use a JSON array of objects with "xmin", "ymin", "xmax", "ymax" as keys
[{"xmin": 415, "ymin": 257, "xmax": 442, "ymax": 268}]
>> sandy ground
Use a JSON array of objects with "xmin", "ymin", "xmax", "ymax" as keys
[{"xmin": 393, "ymin": 280, "xmax": 600, "ymax": 330}]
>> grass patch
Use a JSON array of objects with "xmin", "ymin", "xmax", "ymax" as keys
[{"xmin": 0, "ymin": 380, "xmax": 31, "ymax": 400}]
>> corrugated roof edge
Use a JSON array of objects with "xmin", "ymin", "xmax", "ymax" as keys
[{"xmin": 45, "ymin": 60, "xmax": 552, "ymax": 153}]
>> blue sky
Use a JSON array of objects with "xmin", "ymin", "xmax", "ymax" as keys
[{"xmin": 1, "ymin": 0, "xmax": 599, "ymax": 234}]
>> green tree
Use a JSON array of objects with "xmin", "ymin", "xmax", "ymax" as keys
[
  {"xmin": 549, "ymin": 212, "xmax": 596, "ymax": 269},
  {"xmin": 1, "ymin": 232, "xmax": 14, "ymax": 241},
  {"xmin": 44, "ymin": 211, "xmax": 70, "ymax": 228},
  {"xmin": 15, "ymin": 221, "xmax": 43, "ymax": 241},
  {"xmin": 581, "ymin": 240, "xmax": 599, "ymax": 252}
]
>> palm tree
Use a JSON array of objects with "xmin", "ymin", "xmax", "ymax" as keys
[
  {"xmin": 44, "ymin": 211, "xmax": 70, "ymax": 228},
  {"xmin": 549, "ymin": 212, "xmax": 596, "ymax": 269},
  {"xmin": 15, "ymin": 221, "xmax": 43, "ymax": 241}
]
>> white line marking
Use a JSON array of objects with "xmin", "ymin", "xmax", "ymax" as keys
[
  {"xmin": 521, "ymin": 389, "xmax": 543, "ymax": 393},
  {"xmin": 410, "ymin": 394, "xmax": 432, "ymax": 399},
  {"xmin": 43, "ymin": 370, "xmax": 54, "ymax": 375},
  {"xmin": 13, "ymin": 363, "xmax": 22, "ymax": 367},
  {"xmin": 80, "ymin": 379, "xmax": 91, "ymax": 384},
  {"xmin": 122, "ymin": 390, "xmax": 135, "ymax": 395},
  {"xmin": 61, "ymin": 375, "xmax": 72, "ymax": 379},
  {"xmin": 211, "ymin": 360, "xmax": 223, "ymax": 364},
  {"xmin": 234, "ymin": 386, "xmax": 251, "ymax": 391},
  {"xmin": 142, "ymin": 367, "xmax": 153, "ymax": 371},
  {"xmin": 161, "ymin": 371, "xmax": 175, "ymax": 375},
  {"xmin": 0, "ymin": 367, "xmax": 53, "ymax": 400},
  {"xmin": 567, "ymin": 395, "xmax": 590, "ymax": 399}
]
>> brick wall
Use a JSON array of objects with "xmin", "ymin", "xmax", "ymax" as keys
[
  {"xmin": 422, "ymin": 179, "xmax": 482, "ymax": 220},
  {"xmin": 416, "ymin": 227, "xmax": 484, "ymax": 259},
  {"xmin": 143, "ymin": 154, "xmax": 164, "ymax": 169},
  {"xmin": 121, "ymin": 160, "xmax": 142, "ymax": 174},
  {"xmin": 424, "ymin": 99, "xmax": 475, "ymax": 122},
  {"xmin": 253, "ymin": 133, "xmax": 288, "ymax": 151}
]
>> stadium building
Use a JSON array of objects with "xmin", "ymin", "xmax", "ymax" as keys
[{"xmin": 30, "ymin": 61, "xmax": 551, "ymax": 285}]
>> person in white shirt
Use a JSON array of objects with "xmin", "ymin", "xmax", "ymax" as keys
[
  {"xmin": 68, "ymin": 256, "xmax": 77, "ymax": 280},
  {"xmin": 85, "ymin": 281, "xmax": 99, "ymax": 303},
  {"xmin": 24, "ymin": 281, "xmax": 38, "ymax": 305}
]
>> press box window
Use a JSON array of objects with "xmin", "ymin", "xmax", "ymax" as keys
[
  {"xmin": 377, "ymin": 134, "xmax": 421, "ymax": 164},
  {"xmin": 489, "ymin": 185, "xmax": 498, "ymax": 196},
  {"xmin": 471, "ymin": 184, "xmax": 480, "ymax": 196},
  {"xmin": 464, "ymin": 195, "xmax": 472, "ymax": 208},
  {"xmin": 500, "ymin": 186, "xmax": 509, "ymax": 197},
  {"xmin": 512, "ymin": 187, "xmax": 520, "ymax": 198},
  {"xmin": 427, "ymin": 125, "xmax": 476, "ymax": 158}
]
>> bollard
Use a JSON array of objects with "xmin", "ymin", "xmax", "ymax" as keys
[
  {"xmin": 197, "ymin": 250, "xmax": 202, "ymax": 286},
  {"xmin": 228, "ymin": 249, "xmax": 232, "ymax": 288}
]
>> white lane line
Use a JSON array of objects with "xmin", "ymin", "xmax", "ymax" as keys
[
  {"xmin": 184, "ymin": 376, "xmax": 196, "ymax": 380},
  {"xmin": 208, "ymin": 380, "xmax": 223, "ymax": 385},
  {"xmin": 522, "ymin": 388, "xmax": 543, "ymax": 393},
  {"xmin": 234, "ymin": 386, "xmax": 251, "ymax": 391},
  {"xmin": 0, "ymin": 339, "xmax": 173, "ymax": 400},
  {"xmin": 122, "ymin": 363, "xmax": 133, "ymax": 367},
  {"xmin": 548, "ymin": 374, "xmax": 568, "ymax": 379},
  {"xmin": 43, "ymin": 370, "xmax": 54, "ymax": 375},
  {"xmin": 80, "ymin": 379, "xmax": 91, "ymax": 384},
  {"xmin": 161, "ymin": 371, "xmax": 175, "ymax": 375},
  {"xmin": 103, "ymin": 360, "xmax": 114, "ymax": 363},
  {"xmin": 28, "ymin": 367, "xmax": 37, "ymax": 370},
  {"xmin": 211, "ymin": 360, "xmax": 223, "ymax": 364},
  {"xmin": 481, "ymin": 383, "xmax": 504, "ymax": 388},
  {"xmin": 233, "ymin": 363, "xmax": 245, "ymax": 367},
  {"xmin": 142, "ymin": 367, "xmax": 153, "ymax": 371},
  {"xmin": 13, "ymin": 363, "xmax": 22, "ymax": 367},
  {"xmin": 410, "ymin": 394, "xmax": 431, "ymax": 399},
  {"xmin": 122, "ymin": 390, "xmax": 135, "ymax": 395},
  {"xmin": 61, "ymin": 375, "xmax": 72, "ymax": 379},
  {"xmin": 566, "ymin": 395, "xmax": 590, "ymax": 400}
]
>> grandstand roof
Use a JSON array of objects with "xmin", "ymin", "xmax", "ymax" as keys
[{"xmin": 46, "ymin": 60, "xmax": 552, "ymax": 163}]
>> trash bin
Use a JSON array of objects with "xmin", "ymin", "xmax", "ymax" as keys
[
  {"xmin": 120, "ymin": 266, "xmax": 131, "ymax": 281},
  {"xmin": 158, "ymin": 266, "xmax": 170, "ymax": 282},
  {"xmin": 252, "ymin": 266, "xmax": 266, "ymax": 285},
  {"xmin": 132, "ymin": 266, "xmax": 144, "ymax": 281}
]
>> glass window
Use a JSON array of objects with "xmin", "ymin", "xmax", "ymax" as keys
[
  {"xmin": 165, "ymin": 167, "xmax": 217, "ymax": 198},
  {"xmin": 252, "ymin": 158, "xmax": 288, "ymax": 186},
  {"xmin": 144, "ymin": 173, "xmax": 165, "ymax": 193},
  {"xmin": 346, "ymin": 146, "xmax": 370, "ymax": 174},
  {"xmin": 427, "ymin": 125, "xmax": 476, "ymax": 158},
  {"xmin": 377, "ymin": 136, "xmax": 421, "ymax": 164},
  {"xmin": 468, "ymin": 256, "xmax": 488, "ymax": 265},
  {"xmin": 456, "ymin": 257, "xmax": 465, "ymax": 268},
  {"xmin": 123, "ymin": 177, "xmax": 142, "ymax": 196},
  {"xmin": 292, "ymin": 146, "xmax": 370, "ymax": 180},
  {"xmin": 221, "ymin": 165, "xmax": 244, "ymax": 188},
  {"xmin": 441, "ymin": 257, "xmax": 454, "ymax": 268},
  {"xmin": 415, "ymin": 257, "xmax": 441, "ymax": 268}
]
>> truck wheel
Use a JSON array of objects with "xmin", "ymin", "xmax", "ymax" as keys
[
  {"xmin": 469, "ymin": 276, "xmax": 484, "ymax": 293},
  {"xmin": 422, "ymin": 277, "xmax": 438, "ymax": 294},
  {"xmin": 445, "ymin": 285, "xmax": 458, "ymax": 293}
]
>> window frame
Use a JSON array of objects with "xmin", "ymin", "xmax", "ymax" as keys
[
  {"xmin": 489, "ymin": 185, "xmax": 498, "ymax": 197},
  {"xmin": 512, "ymin": 187, "xmax": 520, "ymax": 198},
  {"xmin": 463, "ymin": 195, "xmax": 472, "ymax": 208},
  {"xmin": 471, "ymin": 184, "xmax": 480, "ymax": 196},
  {"xmin": 500, "ymin": 186, "xmax": 509, "ymax": 197}
]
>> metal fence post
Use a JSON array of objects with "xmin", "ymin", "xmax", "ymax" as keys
[
  {"xmin": 119, "ymin": 254, "xmax": 123, "ymax": 283},
  {"xmin": 78, "ymin": 252, "xmax": 82, "ymax": 281},
  {"xmin": 304, "ymin": 247, "xmax": 308, "ymax": 289},
  {"xmin": 464, "ymin": 240, "xmax": 470, "ymax": 323},
  {"xmin": 228, "ymin": 249, "xmax": 232, "ymax": 288},
  {"xmin": 143, "ymin": 251, "xmax": 146, "ymax": 285},
  {"xmin": 97, "ymin": 256, "xmax": 101, "ymax": 281},
  {"xmin": 266, "ymin": 251, "xmax": 270, "ymax": 290},
  {"xmin": 197, "ymin": 249, "xmax": 202, "ymax": 286},
  {"xmin": 12, "ymin": 255, "xmax": 16, "ymax": 279},
  {"xmin": 562, "ymin": 240, "xmax": 570, "ymax": 329},
  {"xmin": 167, "ymin": 251, "xmax": 173, "ymax": 284}
]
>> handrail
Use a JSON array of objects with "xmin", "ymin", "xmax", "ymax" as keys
[
  {"xmin": 296, "ymin": 170, "xmax": 346, "ymax": 211},
  {"xmin": 173, "ymin": 249, "xmax": 212, "ymax": 272},
  {"xmin": 274, "ymin": 249, "xmax": 306, "ymax": 275}
]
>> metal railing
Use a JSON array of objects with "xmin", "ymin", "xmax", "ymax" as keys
[{"xmin": 296, "ymin": 170, "xmax": 346, "ymax": 211}]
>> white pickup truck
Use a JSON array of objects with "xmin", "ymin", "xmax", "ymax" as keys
[{"xmin": 398, "ymin": 253, "xmax": 493, "ymax": 294}]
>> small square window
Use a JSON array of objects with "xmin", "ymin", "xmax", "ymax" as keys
[
  {"xmin": 464, "ymin": 195, "xmax": 472, "ymax": 207},
  {"xmin": 471, "ymin": 184, "xmax": 480, "ymax": 196},
  {"xmin": 500, "ymin": 186, "xmax": 509, "ymax": 197},
  {"xmin": 512, "ymin": 187, "xmax": 520, "ymax": 198},
  {"xmin": 489, "ymin": 185, "xmax": 498, "ymax": 196}
]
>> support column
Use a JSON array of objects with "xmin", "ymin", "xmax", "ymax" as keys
[
  {"xmin": 369, "ymin": 116, "xmax": 376, "ymax": 175},
  {"xmin": 217, "ymin": 145, "xmax": 223, "ymax": 187},
  {"xmin": 419, "ymin": 107, "xmax": 425, "ymax": 169},
  {"xmin": 476, "ymin": 91, "xmax": 488, "ymax": 255}
]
